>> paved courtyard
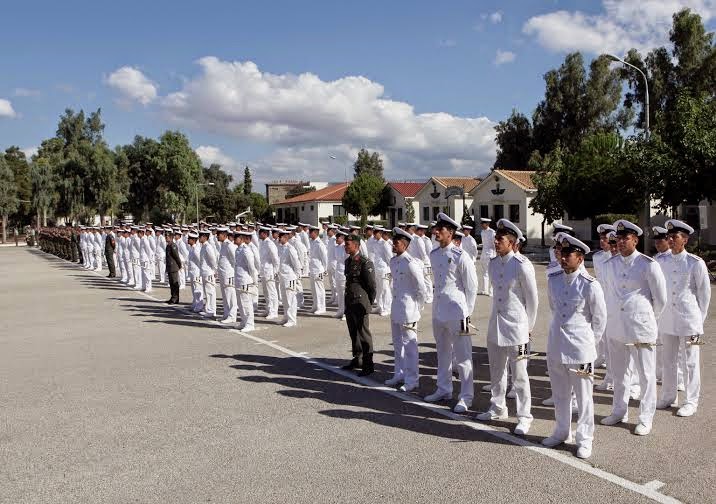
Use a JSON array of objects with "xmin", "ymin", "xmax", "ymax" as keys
[{"xmin": 1, "ymin": 247, "xmax": 714, "ymax": 503}]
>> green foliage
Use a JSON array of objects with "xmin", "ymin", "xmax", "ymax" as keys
[
  {"xmin": 461, "ymin": 204, "xmax": 474, "ymax": 227},
  {"xmin": 243, "ymin": 166, "xmax": 252, "ymax": 195},
  {"xmin": 248, "ymin": 192, "xmax": 271, "ymax": 221},
  {"xmin": 405, "ymin": 200, "xmax": 415, "ymax": 223},
  {"xmin": 342, "ymin": 174, "xmax": 385, "ymax": 226},
  {"xmin": 30, "ymin": 158, "xmax": 57, "ymax": 226},
  {"xmin": 529, "ymin": 143, "xmax": 565, "ymax": 234},
  {"xmin": 493, "ymin": 110, "xmax": 534, "ymax": 169},
  {"xmin": 200, "ymin": 164, "xmax": 235, "ymax": 222},
  {"xmin": 594, "ymin": 213, "xmax": 639, "ymax": 227},
  {"xmin": 0, "ymin": 156, "xmax": 19, "ymax": 216},
  {"xmin": 4, "ymin": 147, "xmax": 32, "ymax": 224},
  {"xmin": 285, "ymin": 185, "xmax": 315, "ymax": 199},
  {"xmin": 353, "ymin": 148, "xmax": 384, "ymax": 179},
  {"xmin": 333, "ymin": 215, "xmax": 348, "ymax": 225}
]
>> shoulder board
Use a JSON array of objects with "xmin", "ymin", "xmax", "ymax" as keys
[
  {"xmin": 490, "ymin": 255, "xmax": 498, "ymax": 261},
  {"xmin": 513, "ymin": 254, "xmax": 526, "ymax": 263},
  {"xmin": 548, "ymin": 270, "xmax": 563, "ymax": 278},
  {"xmin": 579, "ymin": 271, "xmax": 596, "ymax": 282},
  {"xmin": 451, "ymin": 247, "xmax": 463, "ymax": 256},
  {"xmin": 605, "ymin": 254, "xmax": 620, "ymax": 263},
  {"xmin": 430, "ymin": 247, "xmax": 439, "ymax": 255},
  {"xmin": 638, "ymin": 254, "xmax": 655, "ymax": 263},
  {"xmin": 686, "ymin": 253, "xmax": 704, "ymax": 263}
]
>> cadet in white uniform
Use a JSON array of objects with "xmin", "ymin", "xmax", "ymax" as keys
[
  {"xmin": 234, "ymin": 231, "xmax": 257, "ymax": 331},
  {"xmin": 386, "ymin": 228, "xmax": 429, "ymax": 392},
  {"xmin": 278, "ymin": 230, "xmax": 301, "ymax": 327},
  {"xmin": 290, "ymin": 228, "xmax": 308, "ymax": 308},
  {"xmin": 372, "ymin": 228, "xmax": 393, "ymax": 316},
  {"xmin": 259, "ymin": 226, "xmax": 280, "ymax": 319},
  {"xmin": 308, "ymin": 226, "xmax": 328, "ymax": 315},
  {"xmin": 333, "ymin": 232, "xmax": 349, "ymax": 319},
  {"xmin": 461, "ymin": 225, "xmax": 479, "ymax": 262},
  {"xmin": 656, "ymin": 220, "xmax": 710, "ymax": 417},
  {"xmin": 217, "ymin": 228, "xmax": 238, "ymax": 324},
  {"xmin": 324, "ymin": 225, "xmax": 337, "ymax": 305},
  {"xmin": 601, "ymin": 220, "xmax": 667, "ymax": 436},
  {"xmin": 592, "ymin": 224, "xmax": 615, "ymax": 370},
  {"xmin": 199, "ymin": 230, "xmax": 218, "ymax": 317},
  {"xmin": 478, "ymin": 218, "xmax": 496, "ymax": 295},
  {"xmin": 477, "ymin": 219, "xmax": 538, "ymax": 435},
  {"xmin": 542, "ymin": 236, "xmax": 606, "ymax": 459},
  {"xmin": 155, "ymin": 228, "xmax": 167, "ymax": 284},
  {"xmin": 139, "ymin": 228, "xmax": 153, "ymax": 292},
  {"xmin": 415, "ymin": 225, "xmax": 433, "ymax": 304},
  {"xmin": 175, "ymin": 230, "xmax": 189, "ymax": 290},
  {"xmin": 187, "ymin": 232, "xmax": 204, "ymax": 312},
  {"xmin": 424, "ymin": 213, "xmax": 478, "ymax": 414}
]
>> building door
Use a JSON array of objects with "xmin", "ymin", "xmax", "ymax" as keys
[
  {"xmin": 493, "ymin": 204, "xmax": 504, "ymax": 221},
  {"xmin": 390, "ymin": 208, "xmax": 396, "ymax": 228}
]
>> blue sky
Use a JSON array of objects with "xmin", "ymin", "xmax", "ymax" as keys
[{"xmin": 1, "ymin": 0, "xmax": 713, "ymax": 188}]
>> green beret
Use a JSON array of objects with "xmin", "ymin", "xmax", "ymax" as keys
[{"xmin": 344, "ymin": 234, "xmax": 361, "ymax": 243}]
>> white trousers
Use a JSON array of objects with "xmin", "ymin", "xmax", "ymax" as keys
[
  {"xmin": 132, "ymin": 262, "xmax": 142, "ymax": 288},
  {"xmin": 94, "ymin": 249, "xmax": 103, "ymax": 270},
  {"xmin": 236, "ymin": 288, "xmax": 255, "ymax": 328},
  {"xmin": 487, "ymin": 342, "xmax": 532, "ymax": 421},
  {"xmin": 326, "ymin": 264, "xmax": 336, "ymax": 303},
  {"xmin": 81, "ymin": 248, "xmax": 88, "ymax": 267},
  {"xmin": 661, "ymin": 334, "xmax": 700, "ymax": 408},
  {"xmin": 179, "ymin": 268, "xmax": 186, "ymax": 289},
  {"xmin": 296, "ymin": 277, "xmax": 304, "ymax": 307},
  {"xmin": 375, "ymin": 274, "xmax": 391, "ymax": 315},
  {"xmin": 310, "ymin": 275, "xmax": 326, "ymax": 312},
  {"xmin": 124, "ymin": 258, "xmax": 133, "ymax": 284},
  {"xmin": 391, "ymin": 321, "xmax": 419, "ymax": 387},
  {"xmin": 547, "ymin": 358, "xmax": 594, "ymax": 448},
  {"xmin": 156, "ymin": 258, "xmax": 166, "ymax": 283},
  {"xmin": 281, "ymin": 280, "xmax": 298, "ymax": 325},
  {"xmin": 478, "ymin": 257, "xmax": 492, "ymax": 295},
  {"xmin": 334, "ymin": 274, "xmax": 346, "ymax": 317},
  {"xmin": 202, "ymin": 277, "xmax": 217, "ymax": 315},
  {"xmin": 189, "ymin": 276, "xmax": 204, "ymax": 312},
  {"xmin": 433, "ymin": 319, "xmax": 473, "ymax": 402},
  {"xmin": 261, "ymin": 275, "xmax": 279, "ymax": 317},
  {"xmin": 608, "ymin": 337, "xmax": 656, "ymax": 425},
  {"xmin": 118, "ymin": 255, "xmax": 126, "ymax": 281},
  {"xmin": 141, "ymin": 263, "xmax": 152, "ymax": 291},
  {"xmin": 220, "ymin": 279, "xmax": 237, "ymax": 321},
  {"xmin": 423, "ymin": 266, "xmax": 433, "ymax": 304}
]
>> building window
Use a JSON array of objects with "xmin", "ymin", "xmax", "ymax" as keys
[
  {"xmin": 423, "ymin": 206, "xmax": 429, "ymax": 222},
  {"xmin": 493, "ymin": 204, "xmax": 504, "ymax": 220},
  {"xmin": 398, "ymin": 208, "xmax": 403, "ymax": 220},
  {"xmin": 301, "ymin": 205, "xmax": 305, "ymax": 211},
  {"xmin": 432, "ymin": 207, "xmax": 440, "ymax": 220},
  {"xmin": 310, "ymin": 205, "xmax": 314, "ymax": 211},
  {"xmin": 509, "ymin": 204, "xmax": 520, "ymax": 223},
  {"xmin": 480, "ymin": 205, "xmax": 489, "ymax": 218},
  {"xmin": 333, "ymin": 205, "xmax": 346, "ymax": 216}
]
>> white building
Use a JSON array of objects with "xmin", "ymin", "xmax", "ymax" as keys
[
  {"xmin": 414, "ymin": 176, "xmax": 480, "ymax": 225},
  {"xmin": 273, "ymin": 182, "xmax": 379, "ymax": 226},
  {"xmin": 385, "ymin": 182, "xmax": 424, "ymax": 228},
  {"xmin": 470, "ymin": 169, "xmax": 558, "ymax": 242}
]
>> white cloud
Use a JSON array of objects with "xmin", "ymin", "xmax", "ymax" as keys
[
  {"xmin": 105, "ymin": 66, "xmax": 158, "ymax": 106},
  {"xmin": 161, "ymin": 56, "xmax": 496, "ymax": 180},
  {"xmin": 21, "ymin": 146, "xmax": 38, "ymax": 159},
  {"xmin": 489, "ymin": 11, "xmax": 503, "ymax": 24},
  {"xmin": 523, "ymin": 0, "xmax": 716, "ymax": 55},
  {"xmin": 14, "ymin": 87, "xmax": 41, "ymax": 98},
  {"xmin": 494, "ymin": 49, "xmax": 517, "ymax": 65},
  {"xmin": 0, "ymin": 99, "xmax": 17, "ymax": 118},
  {"xmin": 196, "ymin": 145, "xmax": 241, "ymax": 171}
]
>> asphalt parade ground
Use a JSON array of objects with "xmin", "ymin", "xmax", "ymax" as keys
[{"xmin": 2, "ymin": 247, "xmax": 714, "ymax": 504}]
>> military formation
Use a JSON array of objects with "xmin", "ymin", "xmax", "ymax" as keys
[{"xmin": 38, "ymin": 214, "xmax": 710, "ymax": 460}]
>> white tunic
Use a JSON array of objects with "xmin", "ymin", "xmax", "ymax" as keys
[
  {"xmin": 656, "ymin": 250, "xmax": 710, "ymax": 336},
  {"xmin": 462, "ymin": 234, "xmax": 479, "ymax": 261},
  {"xmin": 372, "ymin": 238, "xmax": 392, "ymax": 275},
  {"xmin": 487, "ymin": 251, "xmax": 539, "ymax": 346},
  {"xmin": 308, "ymin": 237, "xmax": 328, "ymax": 276},
  {"xmin": 279, "ymin": 243, "xmax": 301, "ymax": 281},
  {"xmin": 480, "ymin": 227, "xmax": 496, "ymax": 260},
  {"xmin": 235, "ymin": 243, "xmax": 257, "ymax": 286},
  {"xmin": 547, "ymin": 269, "xmax": 607, "ymax": 364},
  {"xmin": 259, "ymin": 237, "xmax": 280, "ymax": 278},
  {"xmin": 430, "ymin": 243, "xmax": 477, "ymax": 323},
  {"xmin": 187, "ymin": 242, "xmax": 202, "ymax": 277},
  {"xmin": 200, "ymin": 242, "xmax": 218, "ymax": 277},
  {"xmin": 218, "ymin": 240, "xmax": 237, "ymax": 280},
  {"xmin": 390, "ymin": 252, "xmax": 428, "ymax": 324},
  {"xmin": 603, "ymin": 250, "xmax": 667, "ymax": 343}
]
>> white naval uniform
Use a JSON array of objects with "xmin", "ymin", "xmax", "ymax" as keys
[
  {"xmin": 308, "ymin": 237, "xmax": 328, "ymax": 314},
  {"xmin": 218, "ymin": 239, "xmax": 238, "ymax": 322},
  {"xmin": 130, "ymin": 234, "xmax": 141, "ymax": 287},
  {"xmin": 462, "ymin": 233, "xmax": 479, "ymax": 263},
  {"xmin": 429, "ymin": 242, "xmax": 478, "ymax": 403},
  {"xmin": 389, "ymin": 251, "xmax": 428, "ymax": 387},
  {"xmin": 333, "ymin": 242, "xmax": 348, "ymax": 318},
  {"xmin": 235, "ymin": 243, "xmax": 257, "ymax": 330},
  {"xmin": 200, "ymin": 241, "xmax": 218, "ymax": 316},
  {"xmin": 479, "ymin": 227, "xmax": 496, "ymax": 295},
  {"xmin": 248, "ymin": 241, "xmax": 261, "ymax": 309},
  {"xmin": 279, "ymin": 242, "xmax": 301, "ymax": 327},
  {"xmin": 146, "ymin": 233, "xmax": 156, "ymax": 279},
  {"xmin": 176, "ymin": 238, "xmax": 189, "ymax": 290},
  {"xmin": 123, "ymin": 236, "xmax": 134, "ymax": 285},
  {"xmin": 603, "ymin": 250, "xmax": 667, "ymax": 426},
  {"xmin": 486, "ymin": 251, "xmax": 538, "ymax": 422},
  {"xmin": 325, "ymin": 234, "xmax": 337, "ymax": 304},
  {"xmin": 547, "ymin": 268, "xmax": 607, "ymax": 450},
  {"xmin": 116, "ymin": 235, "xmax": 126, "ymax": 281},
  {"xmin": 420, "ymin": 235, "xmax": 434, "ymax": 304},
  {"xmin": 373, "ymin": 238, "xmax": 393, "ymax": 316},
  {"xmin": 657, "ymin": 250, "xmax": 710, "ymax": 410},
  {"xmin": 139, "ymin": 235, "xmax": 153, "ymax": 292},
  {"xmin": 259, "ymin": 237, "xmax": 280, "ymax": 318},
  {"xmin": 291, "ymin": 237, "xmax": 308, "ymax": 307},
  {"xmin": 188, "ymin": 242, "xmax": 204, "ymax": 312},
  {"xmin": 155, "ymin": 234, "xmax": 167, "ymax": 283},
  {"xmin": 93, "ymin": 232, "xmax": 103, "ymax": 270},
  {"xmin": 591, "ymin": 249, "xmax": 611, "ymax": 365}
]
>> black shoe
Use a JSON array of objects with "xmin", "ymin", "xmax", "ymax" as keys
[
  {"xmin": 165, "ymin": 299, "xmax": 174, "ymax": 304},
  {"xmin": 357, "ymin": 367, "xmax": 374, "ymax": 377},
  {"xmin": 358, "ymin": 354, "xmax": 374, "ymax": 376},
  {"xmin": 341, "ymin": 358, "xmax": 362, "ymax": 370}
]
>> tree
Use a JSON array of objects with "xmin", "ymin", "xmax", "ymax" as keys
[
  {"xmin": 30, "ymin": 158, "xmax": 57, "ymax": 227},
  {"xmin": 285, "ymin": 185, "xmax": 315, "ymax": 199},
  {"xmin": 157, "ymin": 131, "xmax": 204, "ymax": 223},
  {"xmin": 200, "ymin": 164, "xmax": 235, "ymax": 222},
  {"xmin": 528, "ymin": 144, "xmax": 566, "ymax": 245},
  {"xmin": 405, "ymin": 199, "xmax": 415, "ymax": 223},
  {"xmin": 342, "ymin": 174, "xmax": 385, "ymax": 226},
  {"xmin": 353, "ymin": 148, "xmax": 384, "ymax": 179},
  {"xmin": 461, "ymin": 204, "xmax": 474, "ymax": 227},
  {"xmin": 4, "ymin": 147, "xmax": 32, "ymax": 225},
  {"xmin": 248, "ymin": 192, "xmax": 271, "ymax": 221},
  {"xmin": 493, "ymin": 110, "xmax": 534, "ymax": 169},
  {"xmin": 0, "ymin": 156, "xmax": 19, "ymax": 243},
  {"xmin": 243, "ymin": 166, "xmax": 252, "ymax": 195}
]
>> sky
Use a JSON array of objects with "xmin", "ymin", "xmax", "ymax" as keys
[{"xmin": 1, "ymin": 0, "xmax": 714, "ymax": 190}]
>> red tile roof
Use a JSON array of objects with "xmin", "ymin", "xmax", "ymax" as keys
[
  {"xmin": 389, "ymin": 182, "xmax": 425, "ymax": 197},
  {"xmin": 276, "ymin": 183, "xmax": 349, "ymax": 204},
  {"xmin": 432, "ymin": 176, "xmax": 482, "ymax": 192},
  {"xmin": 495, "ymin": 170, "xmax": 536, "ymax": 190}
]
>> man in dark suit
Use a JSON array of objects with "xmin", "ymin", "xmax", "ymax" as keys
[
  {"xmin": 342, "ymin": 234, "xmax": 377, "ymax": 375},
  {"xmin": 166, "ymin": 230, "xmax": 183, "ymax": 304},
  {"xmin": 104, "ymin": 227, "xmax": 117, "ymax": 277}
]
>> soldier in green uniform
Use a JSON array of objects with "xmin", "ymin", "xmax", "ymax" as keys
[{"xmin": 342, "ymin": 234, "xmax": 377, "ymax": 376}]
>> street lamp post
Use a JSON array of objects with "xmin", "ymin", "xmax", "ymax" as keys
[
  {"xmin": 196, "ymin": 182, "xmax": 215, "ymax": 224},
  {"xmin": 607, "ymin": 53, "xmax": 651, "ymax": 242}
]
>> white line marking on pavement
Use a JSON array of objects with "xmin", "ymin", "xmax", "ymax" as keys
[{"xmin": 66, "ymin": 256, "xmax": 679, "ymax": 504}]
